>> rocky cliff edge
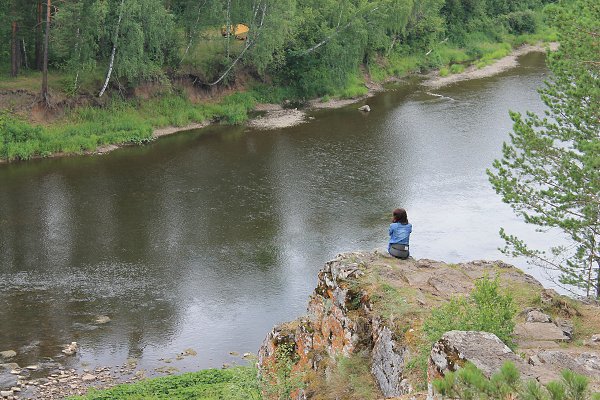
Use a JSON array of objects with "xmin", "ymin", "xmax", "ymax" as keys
[{"xmin": 258, "ymin": 251, "xmax": 600, "ymax": 399}]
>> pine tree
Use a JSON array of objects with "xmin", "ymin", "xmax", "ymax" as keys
[{"xmin": 488, "ymin": 0, "xmax": 600, "ymax": 298}]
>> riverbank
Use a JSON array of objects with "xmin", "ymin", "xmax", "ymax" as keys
[
  {"xmin": 423, "ymin": 42, "xmax": 559, "ymax": 89},
  {"xmin": 237, "ymin": 41, "xmax": 556, "ymax": 132},
  {"xmin": 0, "ymin": 39, "xmax": 556, "ymax": 165}
]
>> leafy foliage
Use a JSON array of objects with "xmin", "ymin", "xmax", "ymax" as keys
[
  {"xmin": 405, "ymin": 275, "xmax": 518, "ymax": 385},
  {"xmin": 487, "ymin": 0, "xmax": 600, "ymax": 298},
  {"xmin": 1, "ymin": 0, "xmax": 553, "ymax": 97}
]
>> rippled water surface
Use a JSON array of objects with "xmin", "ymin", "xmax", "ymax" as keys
[{"xmin": 0, "ymin": 52, "xmax": 553, "ymax": 373}]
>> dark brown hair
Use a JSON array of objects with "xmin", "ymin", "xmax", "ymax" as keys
[{"xmin": 392, "ymin": 208, "xmax": 408, "ymax": 224}]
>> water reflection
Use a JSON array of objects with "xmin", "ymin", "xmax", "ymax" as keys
[{"xmin": 0, "ymin": 52, "xmax": 553, "ymax": 373}]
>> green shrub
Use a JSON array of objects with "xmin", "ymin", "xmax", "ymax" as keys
[
  {"xmin": 436, "ymin": 47, "xmax": 471, "ymax": 65},
  {"xmin": 250, "ymin": 84, "xmax": 298, "ymax": 104},
  {"xmin": 423, "ymin": 275, "xmax": 517, "ymax": 349},
  {"xmin": 0, "ymin": 90, "xmax": 261, "ymax": 162},
  {"xmin": 450, "ymin": 64, "xmax": 466, "ymax": 74},
  {"xmin": 439, "ymin": 67, "xmax": 450, "ymax": 77},
  {"xmin": 368, "ymin": 54, "xmax": 422, "ymax": 82},
  {"xmin": 500, "ymin": 11, "xmax": 538, "ymax": 35}
]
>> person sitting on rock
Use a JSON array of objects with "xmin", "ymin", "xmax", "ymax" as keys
[{"xmin": 388, "ymin": 208, "xmax": 412, "ymax": 259}]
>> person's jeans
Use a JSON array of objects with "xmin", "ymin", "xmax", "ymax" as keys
[{"xmin": 389, "ymin": 243, "xmax": 409, "ymax": 259}]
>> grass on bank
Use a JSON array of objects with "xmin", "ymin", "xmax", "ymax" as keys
[
  {"xmin": 0, "ymin": 91, "xmax": 256, "ymax": 161},
  {"xmin": 68, "ymin": 366, "xmax": 261, "ymax": 400}
]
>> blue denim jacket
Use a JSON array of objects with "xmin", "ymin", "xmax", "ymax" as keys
[{"xmin": 388, "ymin": 222, "xmax": 412, "ymax": 250}]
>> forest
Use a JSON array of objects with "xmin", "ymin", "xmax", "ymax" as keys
[{"xmin": 0, "ymin": 0, "xmax": 556, "ymax": 160}]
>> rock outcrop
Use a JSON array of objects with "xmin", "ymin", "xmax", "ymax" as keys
[
  {"xmin": 258, "ymin": 252, "xmax": 600, "ymax": 398},
  {"xmin": 429, "ymin": 331, "xmax": 537, "ymax": 381}
]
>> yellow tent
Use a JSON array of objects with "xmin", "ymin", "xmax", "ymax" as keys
[{"xmin": 221, "ymin": 24, "xmax": 249, "ymax": 40}]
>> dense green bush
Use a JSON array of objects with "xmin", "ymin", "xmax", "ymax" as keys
[
  {"xmin": 0, "ymin": 114, "xmax": 45, "ymax": 160},
  {"xmin": 500, "ymin": 11, "xmax": 538, "ymax": 35}
]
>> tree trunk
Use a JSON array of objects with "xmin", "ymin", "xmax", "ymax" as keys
[
  {"xmin": 41, "ymin": 0, "xmax": 51, "ymax": 103},
  {"xmin": 36, "ymin": 0, "xmax": 43, "ymax": 70},
  {"xmin": 596, "ymin": 257, "xmax": 600, "ymax": 300},
  {"xmin": 11, "ymin": 21, "xmax": 19, "ymax": 77},
  {"xmin": 99, "ymin": 0, "xmax": 125, "ymax": 97},
  {"xmin": 22, "ymin": 39, "xmax": 29, "ymax": 70},
  {"xmin": 225, "ymin": 0, "xmax": 231, "ymax": 59}
]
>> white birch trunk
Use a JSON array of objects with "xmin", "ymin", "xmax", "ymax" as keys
[{"xmin": 99, "ymin": 0, "xmax": 125, "ymax": 97}]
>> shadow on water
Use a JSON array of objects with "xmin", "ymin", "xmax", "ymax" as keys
[{"xmin": 0, "ymin": 51, "xmax": 555, "ymax": 373}]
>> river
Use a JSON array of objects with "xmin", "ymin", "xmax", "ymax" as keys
[{"xmin": 0, "ymin": 52, "xmax": 554, "ymax": 376}]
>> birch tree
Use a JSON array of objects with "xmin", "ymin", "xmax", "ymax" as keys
[
  {"xmin": 40, "ymin": 0, "xmax": 51, "ymax": 103},
  {"xmin": 99, "ymin": 0, "xmax": 174, "ymax": 97},
  {"xmin": 53, "ymin": 0, "xmax": 107, "ymax": 93}
]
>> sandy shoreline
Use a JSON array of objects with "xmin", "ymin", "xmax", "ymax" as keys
[
  {"xmin": 423, "ymin": 42, "xmax": 558, "ymax": 89},
  {"xmin": 0, "ymin": 42, "xmax": 556, "ymax": 165},
  {"xmin": 241, "ymin": 43, "xmax": 557, "ymax": 132}
]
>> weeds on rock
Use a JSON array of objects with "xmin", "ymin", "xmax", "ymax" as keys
[
  {"xmin": 406, "ymin": 275, "xmax": 518, "ymax": 385},
  {"xmin": 260, "ymin": 342, "xmax": 305, "ymax": 400},
  {"xmin": 423, "ymin": 275, "xmax": 517, "ymax": 350}
]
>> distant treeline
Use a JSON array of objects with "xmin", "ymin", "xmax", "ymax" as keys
[{"xmin": 0, "ymin": 0, "xmax": 553, "ymax": 98}]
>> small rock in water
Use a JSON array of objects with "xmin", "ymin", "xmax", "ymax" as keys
[
  {"xmin": 25, "ymin": 365, "xmax": 38, "ymax": 371},
  {"xmin": 0, "ymin": 351, "xmax": 16, "ymax": 360},
  {"xmin": 358, "ymin": 105, "xmax": 371, "ymax": 112},
  {"xmin": 0, "ymin": 390, "xmax": 13, "ymax": 397},
  {"xmin": 229, "ymin": 351, "xmax": 239, "ymax": 357},
  {"xmin": 62, "ymin": 342, "xmax": 78, "ymax": 355},
  {"xmin": 183, "ymin": 348, "xmax": 197, "ymax": 357},
  {"xmin": 95, "ymin": 316, "xmax": 111, "ymax": 324},
  {"xmin": 242, "ymin": 353, "xmax": 253, "ymax": 359}
]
